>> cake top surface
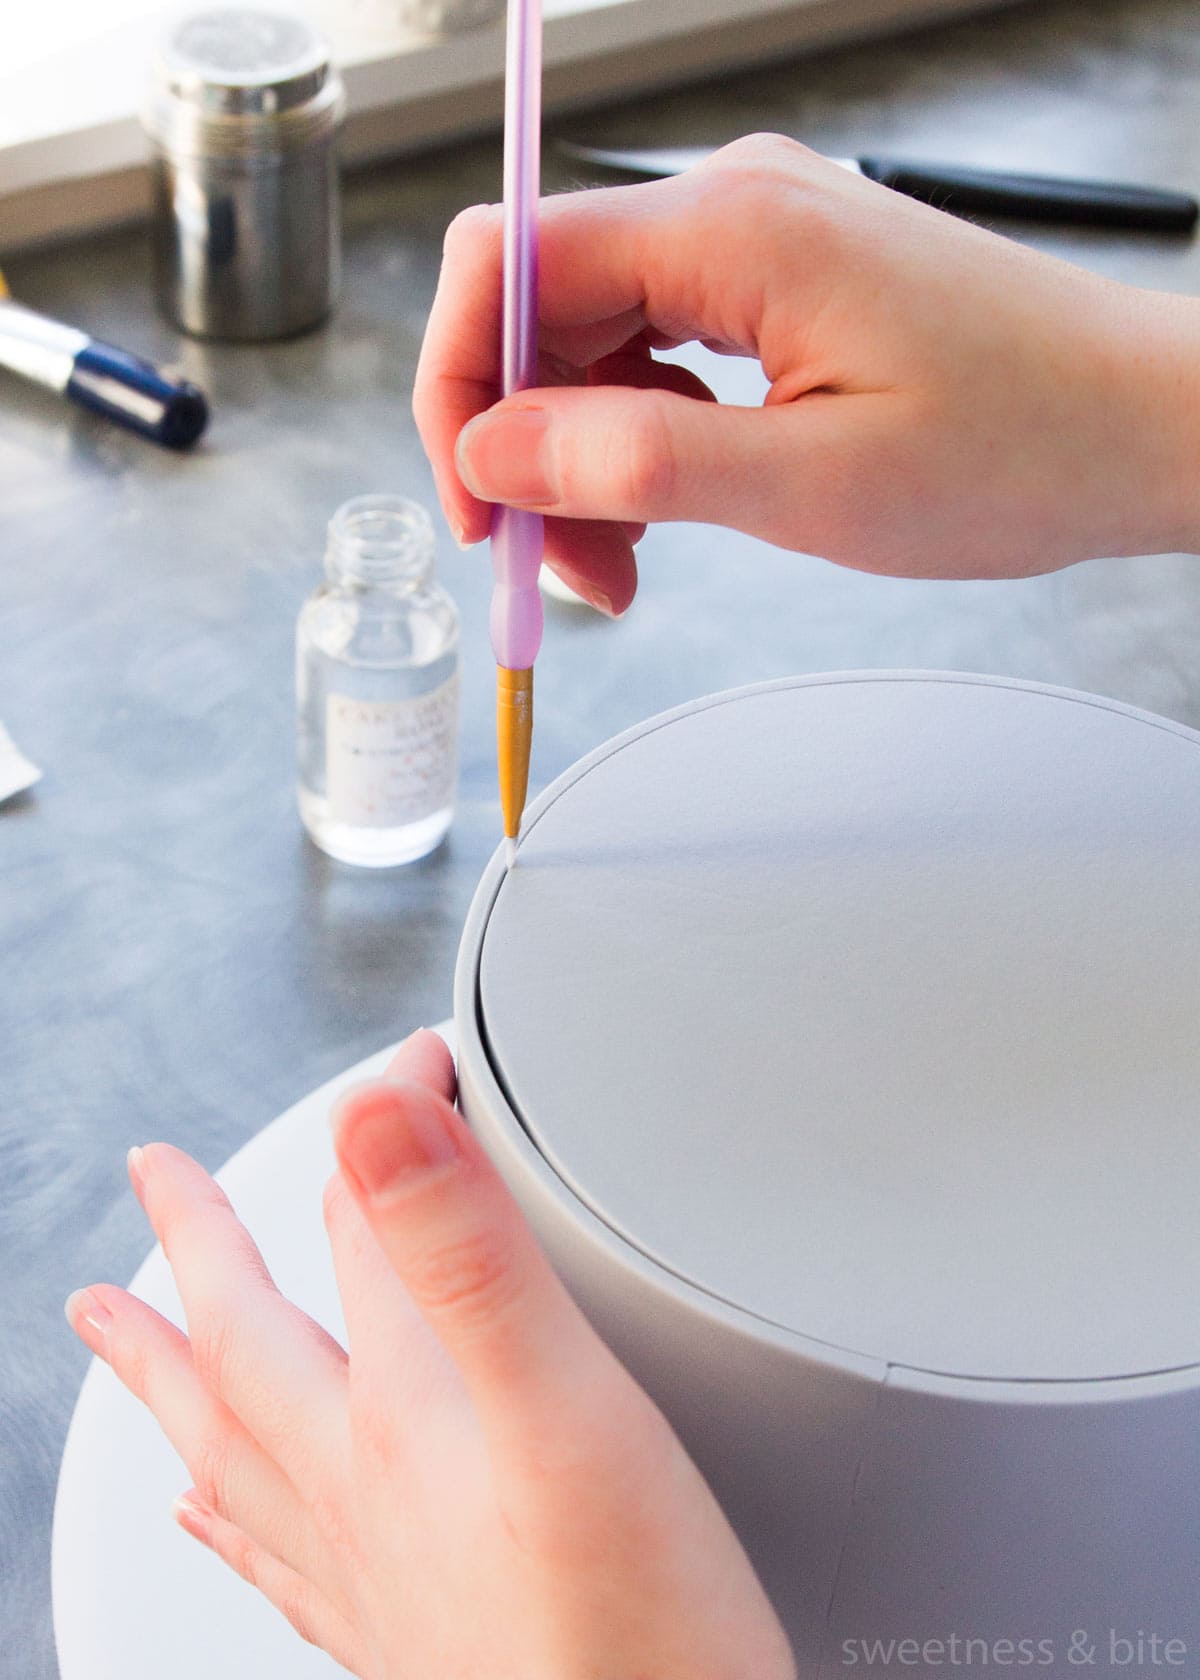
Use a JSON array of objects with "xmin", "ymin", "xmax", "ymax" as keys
[{"xmin": 479, "ymin": 674, "xmax": 1200, "ymax": 1381}]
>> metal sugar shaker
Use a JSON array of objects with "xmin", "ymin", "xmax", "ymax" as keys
[{"xmin": 143, "ymin": 7, "xmax": 345, "ymax": 341}]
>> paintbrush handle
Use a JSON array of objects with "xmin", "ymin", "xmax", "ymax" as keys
[
  {"xmin": 490, "ymin": 506, "xmax": 544, "ymax": 665},
  {"xmin": 490, "ymin": 0, "xmax": 544, "ymax": 673}
]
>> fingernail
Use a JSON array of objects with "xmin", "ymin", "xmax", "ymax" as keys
[
  {"xmin": 65, "ymin": 1288, "xmax": 113, "ymax": 1358},
  {"xmin": 456, "ymin": 409, "xmax": 556, "ymax": 506},
  {"xmin": 127, "ymin": 1145, "xmax": 146, "ymax": 1205},
  {"xmin": 554, "ymin": 569, "xmax": 616, "ymax": 617},
  {"xmin": 172, "ymin": 1490, "xmax": 212, "ymax": 1546},
  {"xmin": 340, "ymin": 1085, "xmax": 459, "ymax": 1200}
]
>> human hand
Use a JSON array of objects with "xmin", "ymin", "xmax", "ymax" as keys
[
  {"xmin": 413, "ymin": 133, "xmax": 1200, "ymax": 607},
  {"xmin": 64, "ymin": 1030, "xmax": 795, "ymax": 1680}
]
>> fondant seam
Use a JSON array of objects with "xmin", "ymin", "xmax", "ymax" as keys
[{"xmin": 817, "ymin": 1370, "xmax": 890, "ymax": 1680}]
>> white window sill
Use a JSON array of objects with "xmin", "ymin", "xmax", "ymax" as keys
[{"xmin": 0, "ymin": 0, "xmax": 1021, "ymax": 251}]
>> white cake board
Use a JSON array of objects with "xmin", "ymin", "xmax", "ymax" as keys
[{"xmin": 52, "ymin": 1027, "xmax": 454, "ymax": 1680}]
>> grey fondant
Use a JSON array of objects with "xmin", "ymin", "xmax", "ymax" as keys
[{"xmin": 454, "ymin": 673, "xmax": 1200, "ymax": 1668}]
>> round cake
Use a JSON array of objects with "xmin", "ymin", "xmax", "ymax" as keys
[{"xmin": 454, "ymin": 673, "xmax": 1200, "ymax": 1670}]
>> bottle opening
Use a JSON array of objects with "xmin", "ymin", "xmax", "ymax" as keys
[{"xmin": 326, "ymin": 494, "xmax": 435, "ymax": 584}]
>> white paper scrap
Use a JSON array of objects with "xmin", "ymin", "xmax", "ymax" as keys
[{"xmin": 0, "ymin": 722, "xmax": 42, "ymax": 803}]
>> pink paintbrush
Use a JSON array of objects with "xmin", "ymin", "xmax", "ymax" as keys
[{"xmin": 490, "ymin": 0, "xmax": 543, "ymax": 867}]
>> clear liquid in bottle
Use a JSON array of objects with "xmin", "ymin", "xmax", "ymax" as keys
[{"xmin": 296, "ymin": 495, "xmax": 461, "ymax": 867}]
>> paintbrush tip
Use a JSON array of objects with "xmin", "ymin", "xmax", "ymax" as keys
[{"xmin": 505, "ymin": 837, "xmax": 517, "ymax": 869}]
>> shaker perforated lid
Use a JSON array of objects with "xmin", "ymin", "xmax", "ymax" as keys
[
  {"xmin": 146, "ymin": 7, "xmax": 343, "ymax": 150},
  {"xmin": 476, "ymin": 674, "xmax": 1200, "ymax": 1382}
]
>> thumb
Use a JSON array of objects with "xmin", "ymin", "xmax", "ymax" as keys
[
  {"xmin": 330, "ymin": 1077, "xmax": 618, "ymax": 1453},
  {"xmin": 454, "ymin": 384, "xmax": 839, "ymax": 544}
]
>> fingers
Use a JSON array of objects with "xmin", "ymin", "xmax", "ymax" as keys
[
  {"xmin": 451, "ymin": 383, "xmax": 914, "ymax": 564},
  {"xmin": 127, "ymin": 1143, "xmax": 351, "ymax": 1504},
  {"xmin": 586, "ymin": 350, "xmax": 718, "ymax": 407},
  {"xmin": 381, "ymin": 1026, "xmax": 458, "ymax": 1100},
  {"xmin": 322, "ymin": 1166, "xmax": 478, "ymax": 1493},
  {"xmin": 171, "ymin": 1488, "xmax": 367, "ymax": 1676},
  {"xmin": 329, "ymin": 1069, "xmax": 622, "ymax": 1468},
  {"xmin": 425, "ymin": 342, "xmax": 712, "ymax": 557},
  {"xmin": 541, "ymin": 518, "xmax": 638, "ymax": 616},
  {"xmin": 63, "ymin": 1285, "xmax": 345, "ymax": 1607},
  {"xmin": 452, "ymin": 384, "xmax": 783, "ymax": 534},
  {"xmin": 415, "ymin": 175, "xmax": 725, "ymax": 547},
  {"xmin": 323, "ymin": 1030, "xmax": 466, "ymax": 1432},
  {"xmin": 416, "ymin": 138, "xmax": 931, "ymax": 566}
]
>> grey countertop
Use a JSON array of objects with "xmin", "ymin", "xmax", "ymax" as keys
[{"xmin": 4, "ymin": 0, "xmax": 1200, "ymax": 1671}]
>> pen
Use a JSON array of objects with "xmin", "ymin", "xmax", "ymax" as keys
[
  {"xmin": 0, "ymin": 269, "xmax": 208, "ymax": 450},
  {"xmin": 490, "ymin": 0, "xmax": 544, "ymax": 868}
]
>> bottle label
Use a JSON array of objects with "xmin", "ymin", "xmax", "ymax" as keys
[{"xmin": 326, "ymin": 675, "xmax": 459, "ymax": 828}]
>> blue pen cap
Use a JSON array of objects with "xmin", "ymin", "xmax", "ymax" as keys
[{"xmin": 65, "ymin": 342, "xmax": 208, "ymax": 449}]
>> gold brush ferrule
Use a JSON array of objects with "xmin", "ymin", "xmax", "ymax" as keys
[{"xmin": 496, "ymin": 666, "xmax": 534, "ymax": 841}]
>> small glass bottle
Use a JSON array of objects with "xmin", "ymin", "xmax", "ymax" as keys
[{"xmin": 296, "ymin": 495, "xmax": 460, "ymax": 866}]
